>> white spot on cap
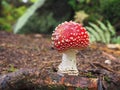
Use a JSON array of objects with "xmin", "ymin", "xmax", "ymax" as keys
[
  {"xmin": 61, "ymin": 40, "xmax": 64, "ymax": 43},
  {"xmin": 78, "ymin": 36, "xmax": 80, "ymax": 38},
  {"xmin": 58, "ymin": 41, "xmax": 61, "ymax": 44},
  {"xmin": 64, "ymin": 21, "xmax": 67, "ymax": 23},
  {"xmin": 75, "ymin": 26, "xmax": 78, "ymax": 29},
  {"xmin": 73, "ymin": 33, "xmax": 76, "ymax": 36},
  {"xmin": 80, "ymin": 27, "xmax": 83, "ymax": 30},
  {"xmin": 65, "ymin": 39, "xmax": 69, "ymax": 42},
  {"xmin": 85, "ymin": 31, "xmax": 87, "ymax": 33},
  {"xmin": 81, "ymin": 41, "xmax": 83, "ymax": 44},
  {"xmin": 81, "ymin": 32, "xmax": 84, "ymax": 34},
  {"xmin": 73, "ymin": 38, "xmax": 76, "ymax": 41},
  {"xmin": 70, "ymin": 42, "xmax": 73, "ymax": 45},
  {"xmin": 84, "ymin": 35, "xmax": 87, "ymax": 38},
  {"xmin": 70, "ymin": 37, "xmax": 73, "ymax": 40},
  {"xmin": 55, "ymin": 43, "xmax": 58, "ymax": 46}
]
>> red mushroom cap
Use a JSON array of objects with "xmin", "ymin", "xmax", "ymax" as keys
[{"xmin": 51, "ymin": 21, "xmax": 89, "ymax": 52}]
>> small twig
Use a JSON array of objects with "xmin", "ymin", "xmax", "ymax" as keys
[
  {"xmin": 89, "ymin": 62, "xmax": 97, "ymax": 69},
  {"xmin": 102, "ymin": 51, "xmax": 116, "ymax": 60},
  {"xmin": 93, "ymin": 62, "xmax": 120, "ymax": 75},
  {"xmin": 102, "ymin": 52, "xmax": 120, "ymax": 63},
  {"xmin": 93, "ymin": 62, "xmax": 115, "ymax": 73},
  {"xmin": 77, "ymin": 51, "xmax": 86, "ymax": 58}
]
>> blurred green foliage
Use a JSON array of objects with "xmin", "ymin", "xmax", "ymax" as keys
[
  {"xmin": 18, "ymin": 11, "xmax": 70, "ymax": 34},
  {"xmin": 0, "ymin": 0, "xmax": 27, "ymax": 31},
  {"xmin": 68, "ymin": 0, "xmax": 120, "ymax": 29},
  {"xmin": 68, "ymin": 0, "xmax": 120, "ymax": 44},
  {"xmin": 100, "ymin": 0, "xmax": 120, "ymax": 29},
  {"xmin": 15, "ymin": 0, "xmax": 72, "ymax": 34},
  {"xmin": 14, "ymin": 0, "xmax": 45, "ymax": 34},
  {"xmin": 0, "ymin": 0, "xmax": 120, "ymax": 44},
  {"xmin": 19, "ymin": 12, "xmax": 58, "ymax": 34},
  {"xmin": 68, "ymin": 0, "xmax": 102, "ymax": 22},
  {"xmin": 30, "ymin": 0, "xmax": 37, "ymax": 3},
  {"xmin": 68, "ymin": 0, "xmax": 92, "ymax": 11}
]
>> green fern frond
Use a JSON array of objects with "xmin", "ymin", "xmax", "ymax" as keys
[
  {"xmin": 104, "ymin": 32, "xmax": 111, "ymax": 43},
  {"xmin": 97, "ymin": 20, "xmax": 107, "ymax": 31},
  {"xmin": 86, "ymin": 26, "xmax": 101, "ymax": 41},
  {"xmin": 88, "ymin": 22, "xmax": 106, "ymax": 43},
  {"xmin": 97, "ymin": 21, "xmax": 112, "ymax": 43},
  {"xmin": 87, "ymin": 32, "xmax": 96, "ymax": 43},
  {"xmin": 112, "ymin": 36, "xmax": 120, "ymax": 44},
  {"xmin": 86, "ymin": 20, "xmax": 116, "ymax": 44},
  {"xmin": 107, "ymin": 21, "xmax": 116, "ymax": 36}
]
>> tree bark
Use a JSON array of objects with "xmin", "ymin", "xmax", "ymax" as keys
[
  {"xmin": 0, "ymin": 68, "xmax": 120, "ymax": 90},
  {"xmin": 0, "ymin": 68, "xmax": 98, "ymax": 90}
]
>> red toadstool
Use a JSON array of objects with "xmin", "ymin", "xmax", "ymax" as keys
[{"xmin": 51, "ymin": 21, "xmax": 89, "ymax": 76}]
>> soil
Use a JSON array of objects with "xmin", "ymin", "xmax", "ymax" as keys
[{"xmin": 0, "ymin": 31, "xmax": 120, "ymax": 88}]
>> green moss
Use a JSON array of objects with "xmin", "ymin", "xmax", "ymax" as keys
[
  {"xmin": 104, "ymin": 76, "xmax": 111, "ymax": 83},
  {"xmin": 7, "ymin": 64, "xmax": 17, "ymax": 72},
  {"xmin": 85, "ymin": 72, "xmax": 96, "ymax": 78}
]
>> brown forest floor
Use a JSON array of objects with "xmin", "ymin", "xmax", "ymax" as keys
[{"xmin": 0, "ymin": 31, "xmax": 120, "ymax": 78}]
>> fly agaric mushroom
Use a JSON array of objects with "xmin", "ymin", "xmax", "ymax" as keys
[{"xmin": 51, "ymin": 21, "xmax": 89, "ymax": 75}]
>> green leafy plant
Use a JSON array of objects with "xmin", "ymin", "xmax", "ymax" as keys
[{"xmin": 86, "ymin": 20, "xmax": 116, "ymax": 44}]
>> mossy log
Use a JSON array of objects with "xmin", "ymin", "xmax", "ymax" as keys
[{"xmin": 0, "ymin": 69, "xmax": 98, "ymax": 90}]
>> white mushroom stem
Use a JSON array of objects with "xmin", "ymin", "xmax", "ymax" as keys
[{"xmin": 58, "ymin": 49, "xmax": 78, "ymax": 76}]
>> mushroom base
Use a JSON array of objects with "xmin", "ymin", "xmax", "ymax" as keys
[{"xmin": 58, "ymin": 49, "xmax": 78, "ymax": 76}]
